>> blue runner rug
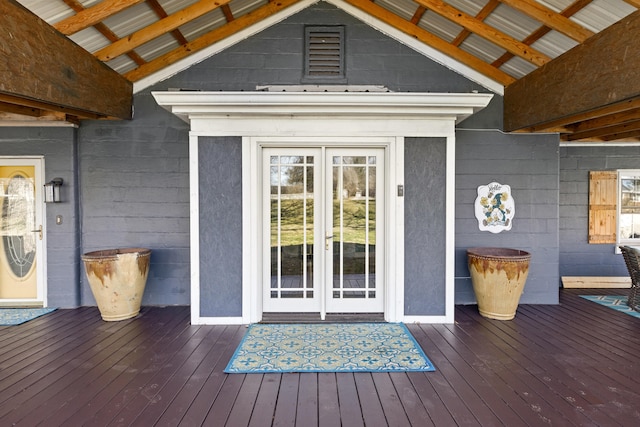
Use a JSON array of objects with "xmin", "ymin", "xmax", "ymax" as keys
[
  {"xmin": 225, "ymin": 323, "xmax": 435, "ymax": 373},
  {"xmin": 580, "ymin": 295, "xmax": 640, "ymax": 319},
  {"xmin": 0, "ymin": 308, "xmax": 57, "ymax": 326}
]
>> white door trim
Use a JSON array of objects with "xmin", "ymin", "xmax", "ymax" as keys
[{"xmin": 246, "ymin": 137, "xmax": 400, "ymax": 323}]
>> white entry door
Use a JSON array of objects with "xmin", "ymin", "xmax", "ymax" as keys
[{"xmin": 263, "ymin": 147, "xmax": 384, "ymax": 315}]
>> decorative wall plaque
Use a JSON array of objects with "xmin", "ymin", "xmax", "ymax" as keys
[{"xmin": 474, "ymin": 182, "xmax": 515, "ymax": 233}]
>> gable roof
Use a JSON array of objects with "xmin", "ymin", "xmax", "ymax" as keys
[{"xmin": 5, "ymin": 0, "xmax": 640, "ymax": 143}]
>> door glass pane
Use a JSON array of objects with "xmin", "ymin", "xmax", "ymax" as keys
[
  {"xmin": 270, "ymin": 156, "xmax": 314, "ymax": 299},
  {"xmin": 2, "ymin": 175, "xmax": 36, "ymax": 278},
  {"xmin": 332, "ymin": 156, "xmax": 375, "ymax": 300}
]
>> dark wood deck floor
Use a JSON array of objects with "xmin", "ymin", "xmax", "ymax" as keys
[{"xmin": 1, "ymin": 288, "xmax": 639, "ymax": 426}]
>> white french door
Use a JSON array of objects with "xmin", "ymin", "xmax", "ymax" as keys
[{"xmin": 263, "ymin": 147, "xmax": 384, "ymax": 315}]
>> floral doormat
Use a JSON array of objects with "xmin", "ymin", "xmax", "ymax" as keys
[
  {"xmin": 580, "ymin": 295, "xmax": 640, "ymax": 319},
  {"xmin": 0, "ymin": 308, "xmax": 57, "ymax": 326},
  {"xmin": 225, "ymin": 323, "xmax": 435, "ymax": 373}
]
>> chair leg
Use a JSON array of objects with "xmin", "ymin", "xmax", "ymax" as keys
[{"xmin": 628, "ymin": 285, "xmax": 640, "ymax": 311}]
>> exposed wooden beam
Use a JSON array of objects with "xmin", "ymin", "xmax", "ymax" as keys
[
  {"xmin": 124, "ymin": 0, "xmax": 307, "ymax": 82},
  {"xmin": 568, "ymin": 108, "xmax": 640, "ymax": 134},
  {"xmin": 498, "ymin": 0, "xmax": 594, "ymax": 42},
  {"xmin": 221, "ymin": 4, "xmax": 235, "ymax": 22},
  {"xmin": 518, "ymin": 98, "xmax": 640, "ymax": 133},
  {"xmin": 54, "ymin": 0, "xmax": 145, "ymax": 36},
  {"xmin": 492, "ymin": 0, "xmax": 593, "ymax": 68},
  {"xmin": 342, "ymin": 0, "xmax": 515, "ymax": 86},
  {"xmin": 416, "ymin": 0, "xmax": 550, "ymax": 66},
  {"xmin": 566, "ymin": 118, "xmax": 640, "ymax": 141},
  {"xmin": 504, "ymin": 10, "xmax": 640, "ymax": 133},
  {"xmin": 0, "ymin": 94, "xmax": 103, "ymax": 120},
  {"xmin": 623, "ymin": 0, "xmax": 640, "ymax": 7},
  {"xmin": 147, "ymin": 0, "xmax": 189, "ymax": 46},
  {"xmin": 452, "ymin": 0, "xmax": 499, "ymax": 47},
  {"xmin": 0, "ymin": 0, "xmax": 132, "ymax": 119},
  {"xmin": 95, "ymin": 0, "xmax": 233, "ymax": 62},
  {"xmin": 62, "ymin": 0, "xmax": 146, "ymax": 66},
  {"xmin": 410, "ymin": 6, "xmax": 427, "ymax": 25}
]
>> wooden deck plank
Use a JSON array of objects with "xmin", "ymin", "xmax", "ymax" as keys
[
  {"xmin": 447, "ymin": 307, "xmax": 615, "ymax": 426},
  {"xmin": 271, "ymin": 373, "xmax": 299, "ymax": 427},
  {"xmin": 248, "ymin": 374, "xmax": 281, "ymax": 427},
  {"xmin": 53, "ymin": 307, "xmax": 192, "ymax": 426},
  {"xmin": 178, "ymin": 325, "xmax": 247, "ymax": 426},
  {"xmin": 317, "ymin": 373, "xmax": 340, "ymax": 427},
  {"xmin": 296, "ymin": 373, "xmax": 318, "ymax": 426},
  {"xmin": 335, "ymin": 373, "xmax": 364, "ymax": 427},
  {"xmin": 224, "ymin": 374, "xmax": 264, "ymax": 427},
  {"xmin": 0, "ymin": 290, "xmax": 638, "ymax": 426},
  {"xmin": 353, "ymin": 373, "xmax": 388, "ymax": 427},
  {"xmin": 154, "ymin": 325, "xmax": 237, "ymax": 426},
  {"xmin": 370, "ymin": 373, "xmax": 411, "ymax": 427},
  {"xmin": 388, "ymin": 372, "xmax": 434, "ymax": 427},
  {"xmin": 407, "ymin": 324, "xmax": 487, "ymax": 426},
  {"xmin": 0, "ymin": 309, "xmax": 163, "ymax": 423},
  {"xmin": 15, "ymin": 306, "xmax": 190, "ymax": 426}
]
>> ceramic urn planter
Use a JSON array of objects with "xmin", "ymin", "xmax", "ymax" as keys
[
  {"xmin": 467, "ymin": 247, "xmax": 531, "ymax": 320},
  {"xmin": 82, "ymin": 248, "xmax": 151, "ymax": 321}
]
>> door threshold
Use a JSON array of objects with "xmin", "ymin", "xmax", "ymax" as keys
[
  {"xmin": 261, "ymin": 312, "xmax": 385, "ymax": 324},
  {"xmin": 0, "ymin": 302, "xmax": 44, "ymax": 308}
]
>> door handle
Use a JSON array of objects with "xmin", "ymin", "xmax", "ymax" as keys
[
  {"xmin": 31, "ymin": 225, "xmax": 42, "ymax": 240},
  {"xmin": 325, "ymin": 232, "xmax": 333, "ymax": 250}
]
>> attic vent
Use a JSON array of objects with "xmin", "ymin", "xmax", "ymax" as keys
[{"xmin": 304, "ymin": 26, "xmax": 345, "ymax": 82}]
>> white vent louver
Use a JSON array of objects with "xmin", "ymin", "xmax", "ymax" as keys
[{"xmin": 305, "ymin": 26, "xmax": 345, "ymax": 80}]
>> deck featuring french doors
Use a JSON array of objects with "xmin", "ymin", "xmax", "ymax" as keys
[{"xmin": 263, "ymin": 147, "xmax": 384, "ymax": 317}]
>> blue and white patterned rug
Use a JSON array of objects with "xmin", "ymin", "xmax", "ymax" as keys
[
  {"xmin": 0, "ymin": 308, "xmax": 57, "ymax": 326},
  {"xmin": 225, "ymin": 323, "xmax": 435, "ymax": 373},
  {"xmin": 580, "ymin": 295, "xmax": 640, "ymax": 319}
]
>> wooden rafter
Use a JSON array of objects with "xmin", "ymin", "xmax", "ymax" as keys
[
  {"xmin": 498, "ymin": 0, "xmax": 594, "ymax": 42},
  {"xmin": 62, "ymin": 0, "xmax": 146, "ymax": 66},
  {"xmin": 95, "ymin": 0, "xmax": 233, "ymax": 62},
  {"xmin": 492, "ymin": 0, "xmax": 593, "ymax": 68},
  {"xmin": 147, "ymin": 0, "xmax": 189, "ymax": 46},
  {"xmin": 54, "ymin": 0, "xmax": 146, "ymax": 35},
  {"xmin": 451, "ymin": 0, "xmax": 499, "ymax": 47},
  {"xmin": 342, "ymin": 0, "xmax": 516, "ymax": 86},
  {"xmin": 124, "ymin": 0, "xmax": 306, "ymax": 82},
  {"xmin": 416, "ymin": 0, "xmax": 550, "ymax": 66}
]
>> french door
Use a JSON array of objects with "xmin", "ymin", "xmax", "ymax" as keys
[{"xmin": 263, "ymin": 147, "xmax": 384, "ymax": 315}]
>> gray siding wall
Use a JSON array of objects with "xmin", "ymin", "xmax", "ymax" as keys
[
  {"xmin": 198, "ymin": 137, "xmax": 243, "ymax": 317},
  {"xmin": 0, "ymin": 2, "xmax": 561, "ymax": 311},
  {"xmin": 77, "ymin": 94, "xmax": 191, "ymax": 306},
  {"xmin": 455, "ymin": 130, "xmax": 560, "ymax": 304},
  {"xmin": 0, "ymin": 127, "xmax": 80, "ymax": 308},
  {"xmin": 405, "ymin": 138, "xmax": 446, "ymax": 315},
  {"xmin": 559, "ymin": 146, "xmax": 640, "ymax": 277}
]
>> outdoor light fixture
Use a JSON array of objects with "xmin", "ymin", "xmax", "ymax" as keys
[{"xmin": 44, "ymin": 178, "xmax": 63, "ymax": 203}]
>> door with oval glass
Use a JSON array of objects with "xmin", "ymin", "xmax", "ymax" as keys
[
  {"xmin": 0, "ymin": 159, "xmax": 45, "ymax": 305},
  {"xmin": 263, "ymin": 147, "xmax": 384, "ymax": 317}
]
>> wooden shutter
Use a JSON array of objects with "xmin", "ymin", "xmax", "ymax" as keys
[{"xmin": 588, "ymin": 171, "xmax": 617, "ymax": 244}]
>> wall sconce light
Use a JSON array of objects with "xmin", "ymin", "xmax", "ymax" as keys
[{"xmin": 44, "ymin": 178, "xmax": 63, "ymax": 203}]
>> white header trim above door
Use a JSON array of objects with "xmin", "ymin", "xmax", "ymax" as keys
[{"xmin": 153, "ymin": 91, "xmax": 493, "ymax": 136}]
